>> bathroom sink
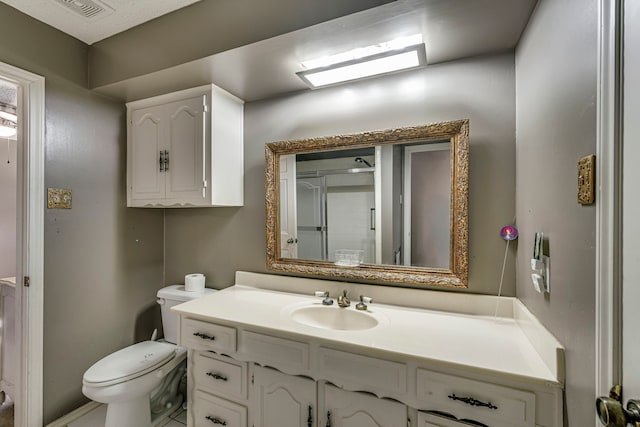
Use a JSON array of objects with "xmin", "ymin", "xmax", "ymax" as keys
[{"xmin": 290, "ymin": 306, "xmax": 379, "ymax": 331}]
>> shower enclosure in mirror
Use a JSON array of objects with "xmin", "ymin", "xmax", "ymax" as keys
[{"xmin": 266, "ymin": 119, "xmax": 469, "ymax": 287}]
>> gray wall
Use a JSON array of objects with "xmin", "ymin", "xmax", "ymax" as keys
[
  {"xmin": 0, "ymin": 136, "xmax": 16, "ymax": 278},
  {"xmin": 0, "ymin": 3, "xmax": 165, "ymax": 422},
  {"xmin": 515, "ymin": 0, "xmax": 597, "ymax": 425},
  {"xmin": 165, "ymin": 52, "xmax": 518, "ymax": 296}
]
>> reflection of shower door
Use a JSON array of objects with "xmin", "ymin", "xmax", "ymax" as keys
[{"xmin": 296, "ymin": 177, "xmax": 327, "ymax": 261}]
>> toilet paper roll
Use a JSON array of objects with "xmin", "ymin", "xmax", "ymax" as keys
[{"xmin": 184, "ymin": 273, "xmax": 205, "ymax": 292}]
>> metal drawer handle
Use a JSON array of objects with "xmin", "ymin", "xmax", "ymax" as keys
[
  {"xmin": 205, "ymin": 415, "xmax": 227, "ymax": 425},
  {"xmin": 206, "ymin": 371, "xmax": 228, "ymax": 381},
  {"xmin": 448, "ymin": 393, "xmax": 498, "ymax": 410},
  {"xmin": 193, "ymin": 332, "xmax": 216, "ymax": 341}
]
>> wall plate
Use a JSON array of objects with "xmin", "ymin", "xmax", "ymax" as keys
[
  {"xmin": 577, "ymin": 154, "xmax": 595, "ymax": 205},
  {"xmin": 47, "ymin": 188, "xmax": 72, "ymax": 209}
]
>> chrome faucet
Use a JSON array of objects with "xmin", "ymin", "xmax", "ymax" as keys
[
  {"xmin": 337, "ymin": 289, "xmax": 350, "ymax": 308},
  {"xmin": 356, "ymin": 295, "xmax": 373, "ymax": 311},
  {"xmin": 314, "ymin": 291, "xmax": 334, "ymax": 305}
]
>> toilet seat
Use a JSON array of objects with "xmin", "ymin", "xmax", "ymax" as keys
[{"xmin": 83, "ymin": 341, "xmax": 177, "ymax": 387}]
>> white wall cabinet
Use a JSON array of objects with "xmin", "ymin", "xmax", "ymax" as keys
[{"xmin": 127, "ymin": 84, "xmax": 244, "ymax": 207}]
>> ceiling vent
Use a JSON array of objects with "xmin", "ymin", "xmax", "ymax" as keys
[{"xmin": 53, "ymin": 0, "xmax": 114, "ymax": 19}]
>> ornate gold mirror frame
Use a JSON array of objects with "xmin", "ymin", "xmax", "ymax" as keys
[{"xmin": 265, "ymin": 119, "xmax": 469, "ymax": 287}]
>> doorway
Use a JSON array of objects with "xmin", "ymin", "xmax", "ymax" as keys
[{"xmin": 0, "ymin": 61, "xmax": 45, "ymax": 427}]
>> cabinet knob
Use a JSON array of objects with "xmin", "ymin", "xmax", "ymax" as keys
[
  {"xmin": 163, "ymin": 150, "xmax": 169, "ymax": 172},
  {"xmin": 205, "ymin": 415, "xmax": 227, "ymax": 425},
  {"xmin": 193, "ymin": 332, "xmax": 216, "ymax": 341},
  {"xmin": 206, "ymin": 371, "xmax": 228, "ymax": 381},
  {"xmin": 448, "ymin": 393, "xmax": 498, "ymax": 410}
]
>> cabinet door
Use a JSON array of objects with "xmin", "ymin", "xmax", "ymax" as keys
[
  {"xmin": 164, "ymin": 95, "xmax": 206, "ymax": 203},
  {"xmin": 253, "ymin": 366, "xmax": 316, "ymax": 427},
  {"xmin": 322, "ymin": 384, "xmax": 407, "ymax": 427},
  {"xmin": 129, "ymin": 105, "xmax": 165, "ymax": 201}
]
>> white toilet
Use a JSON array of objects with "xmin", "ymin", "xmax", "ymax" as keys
[{"xmin": 82, "ymin": 285, "xmax": 214, "ymax": 427}]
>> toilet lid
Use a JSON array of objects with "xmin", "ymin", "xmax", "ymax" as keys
[{"xmin": 84, "ymin": 340, "xmax": 176, "ymax": 384}]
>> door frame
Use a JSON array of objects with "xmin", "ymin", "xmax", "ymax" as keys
[
  {"xmin": 595, "ymin": 0, "xmax": 622, "ymax": 419},
  {"xmin": 0, "ymin": 61, "xmax": 45, "ymax": 426},
  {"xmin": 402, "ymin": 142, "xmax": 450, "ymax": 267}
]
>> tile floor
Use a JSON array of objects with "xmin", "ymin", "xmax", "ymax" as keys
[{"xmin": 67, "ymin": 403, "xmax": 186, "ymax": 427}]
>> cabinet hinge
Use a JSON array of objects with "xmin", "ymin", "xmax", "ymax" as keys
[
  {"xmin": 203, "ymin": 179, "xmax": 208, "ymax": 188},
  {"xmin": 251, "ymin": 373, "xmax": 254, "ymax": 384},
  {"xmin": 23, "ymin": 276, "xmax": 30, "ymax": 287},
  {"xmin": 203, "ymin": 104, "xmax": 208, "ymax": 113}
]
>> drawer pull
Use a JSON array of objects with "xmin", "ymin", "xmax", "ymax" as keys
[
  {"xmin": 206, "ymin": 371, "xmax": 228, "ymax": 381},
  {"xmin": 205, "ymin": 415, "xmax": 227, "ymax": 425},
  {"xmin": 447, "ymin": 393, "xmax": 498, "ymax": 410},
  {"xmin": 193, "ymin": 332, "xmax": 216, "ymax": 341}
]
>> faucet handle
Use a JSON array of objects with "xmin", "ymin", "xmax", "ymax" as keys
[
  {"xmin": 315, "ymin": 290, "xmax": 334, "ymax": 305},
  {"xmin": 356, "ymin": 295, "xmax": 373, "ymax": 311}
]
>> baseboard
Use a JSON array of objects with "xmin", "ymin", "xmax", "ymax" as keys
[{"xmin": 45, "ymin": 401, "xmax": 102, "ymax": 427}]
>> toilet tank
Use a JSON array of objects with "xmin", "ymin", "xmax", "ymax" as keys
[{"xmin": 157, "ymin": 285, "xmax": 216, "ymax": 344}]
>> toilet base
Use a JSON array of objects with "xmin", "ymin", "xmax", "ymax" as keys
[{"xmin": 105, "ymin": 397, "xmax": 151, "ymax": 427}]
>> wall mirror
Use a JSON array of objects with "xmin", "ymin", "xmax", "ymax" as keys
[{"xmin": 265, "ymin": 119, "xmax": 469, "ymax": 287}]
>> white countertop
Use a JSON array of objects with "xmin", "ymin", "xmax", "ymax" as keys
[{"xmin": 173, "ymin": 283, "xmax": 563, "ymax": 387}]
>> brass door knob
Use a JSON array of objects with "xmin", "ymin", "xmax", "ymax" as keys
[{"xmin": 596, "ymin": 396, "xmax": 640, "ymax": 426}]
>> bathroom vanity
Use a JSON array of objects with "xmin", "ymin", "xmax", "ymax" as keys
[{"xmin": 173, "ymin": 272, "xmax": 564, "ymax": 427}]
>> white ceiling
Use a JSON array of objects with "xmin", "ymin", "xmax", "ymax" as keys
[
  {"xmin": 93, "ymin": 0, "xmax": 537, "ymax": 102},
  {"xmin": 0, "ymin": 0, "xmax": 200, "ymax": 44},
  {"xmin": 0, "ymin": 0, "xmax": 537, "ymax": 102}
]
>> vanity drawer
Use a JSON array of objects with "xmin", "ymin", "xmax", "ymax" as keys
[
  {"xmin": 183, "ymin": 318, "xmax": 237, "ymax": 353},
  {"xmin": 418, "ymin": 411, "xmax": 489, "ymax": 427},
  {"xmin": 194, "ymin": 391, "xmax": 247, "ymax": 427},
  {"xmin": 416, "ymin": 369, "xmax": 535, "ymax": 427},
  {"xmin": 318, "ymin": 347, "xmax": 407, "ymax": 394},
  {"xmin": 240, "ymin": 330, "xmax": 310, "ymax": 372},
  {"xmin": 194, "ymin": 352, "xmax": 248, "ymax": 400}
]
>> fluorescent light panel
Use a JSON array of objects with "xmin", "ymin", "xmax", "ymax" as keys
[
  {"xmin": 301, "ymin": 34, "xmax": 424, "ymax": 70},
  {"xmin": 297, "ymin": 43, "xmax": 426, "ymax": 88}
]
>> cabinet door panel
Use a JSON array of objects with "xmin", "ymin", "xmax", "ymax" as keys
[
  {"xmin": 165, "ymin": 96, "xmax": 206, "ymax": 202},
  {"xmin": 322, "ymin": 384, "xmax": 406, "ymax": 427},
  {"xmin": 253, "ymin": 366, "xmax": 316, "ymax": 427},
  {"xmin": 130, "ymin": 106, "xmax": 164, "ymax": 200}
]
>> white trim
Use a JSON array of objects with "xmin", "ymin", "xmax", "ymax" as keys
[
  {"xmin": 45, "ymin": 401, "xmax": 103, "ymax": 427},
  {"xmin": 402, "ymin": 142, "xmax": 450, "ymax": 266},
  {"xmin": 374, "ymin": 146, "xmax": 382, "ymax": 264},
  {"xmin": 0, "ymin": 61, "xmax": 45, "ymax": 427},
  {"xmin": 595, "ymin": 0, "xmax": 622, "ymax": 416}
]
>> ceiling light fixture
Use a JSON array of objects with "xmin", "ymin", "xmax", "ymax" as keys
[
  {"xmin": 0, "ymin": 102, "xmax": 17, "ymax": 138},
  {"xmin": 297, "ymin": 34, "xmax": 427, "ymax": 88}
]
